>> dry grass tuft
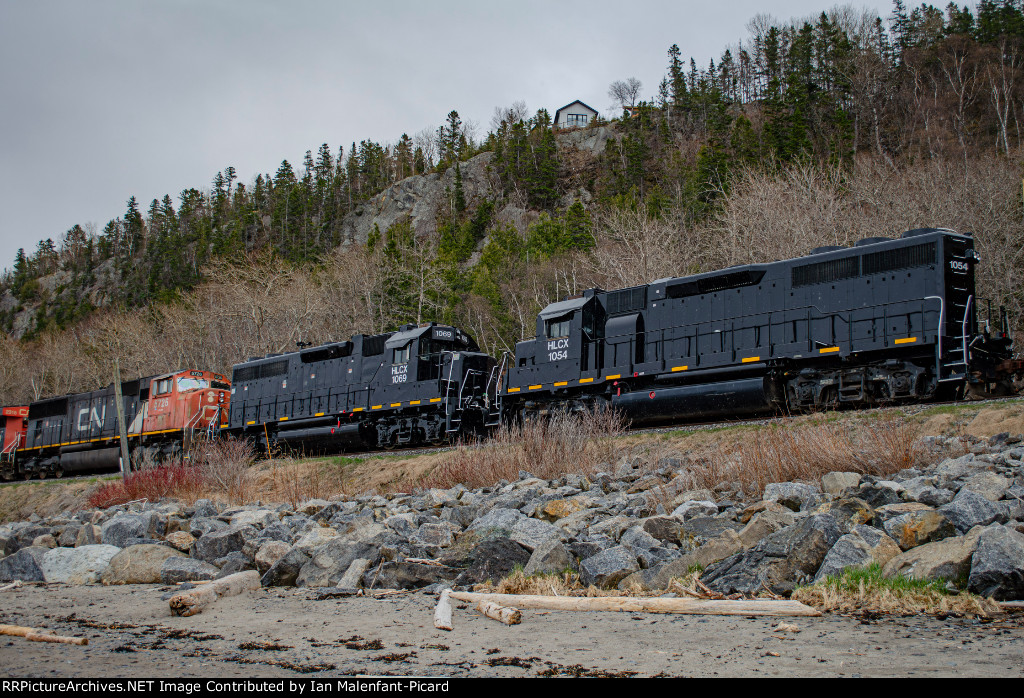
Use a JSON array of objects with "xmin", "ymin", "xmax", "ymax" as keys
[
  {"xmin": 792, "ymin": 564, "xmax": 1000, "ymax": 616},
  {"xmin": 251, "ymin": 456, "xmax": 351, "ymax": 508},
  {"xmin": 407, "ymin": 409, "xmax": 626, "ymax": 491},
  {"xmin": 652, "ymin": 414, "xmax": 936, "ymax": 498}
]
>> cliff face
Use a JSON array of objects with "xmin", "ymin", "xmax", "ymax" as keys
[
  {"xmin": 336, "ymin": 126, "xmax": 615, "ymax": 245},
  {"xmin": 338, "ymin": 151, "xmax": 498, "ymax": 245}
]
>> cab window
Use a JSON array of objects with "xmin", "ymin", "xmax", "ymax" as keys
[
  {"xmin": 176, "ymin": 377, "xmax": 209, "ymax": 392},
  {"xmin": 546, "ymin": 314, "xmax": 571, "ymax": 339},
  {"xmin": 393, "ymin": 344, "xmax": 411, "ymax": 364},
  {"xmin": 155, "ymin": 379, "xmax": 173, "ymax": 395}
]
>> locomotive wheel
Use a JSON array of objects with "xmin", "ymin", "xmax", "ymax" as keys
[
  {"xmin": 22, "ymin": 471, "xmax": 31, "ymax": 481},
  {"xmin": 0, "ymin": 471, "xmax": 11, "ymax": 482},
  {"xmin": 52, "ymin": 468, "xmax": 64, "ymax": 479},
  {"xmin": 38, "ymin": 470, "xmax": 47, "ymax": 480}
]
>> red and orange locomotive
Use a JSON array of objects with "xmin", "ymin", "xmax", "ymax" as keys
[{"xmin": 0, "ymin": 369, "xmax": 229, "ymax": 480}]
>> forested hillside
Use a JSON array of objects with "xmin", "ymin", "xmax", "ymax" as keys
[{"xmin": 1, "ymin": 0, "xmax": 1023, "ymax": 405}]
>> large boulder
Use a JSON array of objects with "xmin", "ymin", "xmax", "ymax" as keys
[
  {"xmin": 579, "ymin": 545, "xmax": 640, "ymax": 588},
  {"xmin": 702, "ymin": 514, "xmax": 846, "ymax": 595},
  {"xmin": 763, "ymin": 482, "xmax": 822, "ymax": 511},
  {"xmin": 509, "ymin": 518, "xmax": 564, "ymax": 552},
  {"xmin": 813, "ymin": 526, "xmax": 901, "ymax": 582},
  {"xmin": 40, "ymin": 545, "xmax": 120, "ymax": 584},
  {"xmin": 261, "ymin": 547, "xmax": 310, "ymax": 587},
  {"xmin": 523, "ymin": 539, "xmax": 577, "ymax": 576},
  {"xmin": 0, "ymin": 546, "xmax": 49, "ymax": 582},
  {"xmin": 101, "ymin": 544, "xmax": 184, "ymax": 584},
  {"xmin": 939, "ymin": 489, "xmax": 1004, "ymax": 534},
  {"xmin": 101, "ymin": 513, "xmax": 162, "ymax": 548},
  {"xmin": 455, "ymin": 537, "xmax": 531, "ymax": 585},
  {"xmin": 883, "ymin": 510, "xmax": 956, "ymax": 551},
  {"xmin": 255, "ymin": 540, "xmax": 291, "ymax": 574},
  {"xmin": 882, "ymin": 527, "xmax": 985, "ymax": 582},
  {"xmin": 960, "ymin": 471, "xmax": 1011, "ymax": 502},
  {"xmin": 622, "ymin": 530, "xmax": 743, "ymax": 591},
  {"xmin": 737, "ymin": 510, "xmax": 795, "ymax": 547},
  {"xmin": 295, "ymin": 540, "xmax": 379, "ymax": 588},
  {"xmin": 194, "ymin": 524, "xmax": 257, "ymax": 562},
  {"xmin": 368, "ymin": 560, "xmax": 459, "ymax": 590},
  {"xmin": 159, "ymin": 557, "xmax": 221, "ymax": 584},
  {"xmin": 821, "ymin": 472, "xmax": 862, "ymax": 495},
  {"xmin": 967, "ymin": 525, "xmax": 1024, "ymax": 600}
]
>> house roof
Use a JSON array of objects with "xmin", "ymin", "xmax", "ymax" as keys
[{"xmin": 554, "ymin": 100, "xmax": 598, "ymax": 123}]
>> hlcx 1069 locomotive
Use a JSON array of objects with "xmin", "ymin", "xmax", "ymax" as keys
[
  {"xmin": 499, "ymin": 228, "xmax": 1019, "ymax": 423},
  {"xmin": 222, "ymin": 324, "xmax": 499, "ymax": 452}
]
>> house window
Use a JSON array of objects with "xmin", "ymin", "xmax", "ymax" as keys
[
  {"xmin": 565, "ymin": 113, "xmax": 588, "ymax": 126},
  {"xmin": 546, "ymin": 314, "xmax": 571, "ymax": 339}
]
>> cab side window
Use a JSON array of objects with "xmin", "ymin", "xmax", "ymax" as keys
[
  {"xmin": 546, "ymin": 315, "xmax": 571, "ymax": 339},
  {"xmin": 393, "ymin": 345, "xmax": 411, "ymax": 364}
]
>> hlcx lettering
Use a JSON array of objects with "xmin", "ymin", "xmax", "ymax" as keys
[
  {"xmin": 77, "ymin": 405, "xmax": 106, "ymax": 432},
  {"xmin": 391, "ymin": 364, "xmax": 408, "ymax": 384},
  {"xmin": 547, "ymin": 338, "xmax": 569, "ymax": 362}
]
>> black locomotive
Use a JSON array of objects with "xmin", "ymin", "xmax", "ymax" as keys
[
  {"xmin": 224, "ymin": 323, "xmax": 499, "ymax": 451},
  {"xmin": 499, "ymin": 228, "xmax": 1018, "ymax": 423}
]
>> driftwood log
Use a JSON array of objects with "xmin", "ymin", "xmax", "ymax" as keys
[
  {"xmin": 168, "ymin": 570, "xmax": 261, "ymax": 617},
  {"xmin": 477, "ymin": 600, "xmax": 522, "ymax": 625},
  {"xmin": 433, "ymin": 589, "xmax": 453, "ymax": 631},
  {"xmin": 0, "ymin": 624, "xmax": 87, "ymax": 645},
  {"xmin": 450, "ymin": 592, "xmax": 821, "ymax": 617}
]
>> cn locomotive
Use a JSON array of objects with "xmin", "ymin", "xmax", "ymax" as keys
[
  {"xmin": 499, "ymin": 228, "xmax": 1019, "ymax": 423},
  {"xmin": 0, "ymin": 369, "xmax": 230, "ymax": 480}
]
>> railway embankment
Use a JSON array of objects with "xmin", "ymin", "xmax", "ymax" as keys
[{"xmin": 0, "ymin": 401, "xmax": 1022, "ymax": 607}]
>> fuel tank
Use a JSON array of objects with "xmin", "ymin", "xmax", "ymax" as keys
[{"xmin": 611, "ymin": 377, "xmax": 774, "ymax": 424}]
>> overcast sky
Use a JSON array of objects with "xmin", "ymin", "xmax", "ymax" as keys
[{"xmin": 0, "ymin": 0, "xmax": 884, "ymax": 271}]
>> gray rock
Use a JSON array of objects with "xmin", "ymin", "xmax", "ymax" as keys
[
  {"xmin": 194, "ymin": 524, "xmax": 257, "ymax": 562},
  {"xmin": 857, "ymin": 482, "xmax": 903, "ymax": 508},
  {"xmin": 961, "ymin": 471, "xmax": 1011, "ymax": 502},
  {"xmin": 32, "ymin": 534, "xmax": 56, "ymax": 549},
  {"xmin": 670, "ymin": 500, "xmax": 718, "ymax": 520},
  {"xmin": 466, "ymin": 507, "xmax": 524, "ymax": 534},
  {"xmin": 702, "ymin": 514, "xmax": 845, "ymax": 594},
  {"xmin": 261, "ymin": 548, "xmax": 310, "ymax": 587},
  {"xmin": 737, "ymin": 510, "xmax": 795, "ymax": 548},
  {"xmin": 677, "ymin": 517, "xmax": 744, "ymax": 547},
  {"xmin": 813, "ymin": 526, "xmax": 902, "ymax": 582},
  {"xmin": 0, "ymin": 546, "xmax": 48, "ymax": 582},
  {"xmin": 620, "ymin": 526, "xmax": 661, "ymax": 551},
  {"xmin": 56, "ymin": 525, "xmax": 81, "ymax": 548},
  {"xmin": 523, "ymin": 539, "xmax": 577, "ymax": 576},
  {"xmin": 215, "ymin": 552, "xmax": 256, "ymax": 576},
  {"xmin": 412, "ymin": 523, "xmax": 455, "ymax": 548},
  {"xmin": 74, "ymin": 524, "xmax": 102, "ymax": 547},
  {"xmin": 188, "ymin": 516, "xmax": 228, "ymax": 539},
  {"xmin": 883, "ymin": 527, "xmax": 985, "ymax": 582},
  {"xmin": 160, "ymin": 557, "xmax": 220, "ymax": 584},
  {"xmin": 821, "ymin": 472, "xmax": 862, "ymax": 495},
  {"xmin": 296, "ymin": 540, "xmax": 380, "ymax": 588},
  {"xmin": 763, "ymin": 482, "xmax": 822, "ymax": 511},
  {"xmin": 40, "ymin": 544, "xmax": 119, "ymax": 584},
  {"xmin": 939, "ymin": 489, "xmax": 1005, "ymax": 534},
  {"xmin": 101, "ymin": 544, "xmax": 184, "ymax": 584},
  {"xmin": 337, "ymin": 558, "xmax": 372, "ymax": 588},
  {"xmin": 293, "ymin": 526, "xmax": 341, "ymax": 554},
  {"xmin": 579, "ymin": 545, "xmax": 640, "ymax": 588},
  {"xmin": 968, "ymin": 525, "xmax": 1024, "ymax": 600},
  {"xmin": 639, "ymin": 516, "xmax": 685, "ymax": 543},
  {"xmin": 883, "ymin": 510, "xmax": 956, "ymax": 550},
  {"xmin": 368, "ymin": 560, "xmax": 459, "ymax": 590},
  {"xmin": 255, "ymin": 540, "xmax": 292, "ymax": 573},
  {"xmin": 101, "ymin": 513, "xmax": 162, "ymax": 548},
  {"xmin": 509, "ymin": 518, "xmax": 564, "ymax": 552},
  {"xmin": 14, "ymin": 526, "xmax": 52, "ymax": 549},
  {"xmin": 455, "ymin": 537, "xmax": 531, "ymax": 585}
]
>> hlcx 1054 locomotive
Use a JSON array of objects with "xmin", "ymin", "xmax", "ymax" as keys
[
  {"xmin": 499, "ymin": 228, "xmax": 1020, "ymax": 423},
  {"xmin": 0, "ymin": 227, "xmax": 1019, "ymax": 477}
]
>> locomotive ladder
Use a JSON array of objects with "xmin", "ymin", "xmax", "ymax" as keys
[{"xmin": 483, "ymin": 353, "xmax": 508, "ymax": 427}]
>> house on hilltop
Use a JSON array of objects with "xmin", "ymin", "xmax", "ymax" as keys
[{"xmin": 553, "ymin": 100, "xmax": 598, "ymax": 129}]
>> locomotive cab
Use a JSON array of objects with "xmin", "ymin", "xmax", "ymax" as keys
[{"xmin": 140, "ymin": 369, "xmax": 230, "ymax": 434}]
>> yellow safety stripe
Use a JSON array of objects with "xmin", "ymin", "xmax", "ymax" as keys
[
  {"xmin": 894, "ymin": 337, "xmax": 918, "ymax": 345},
  {"xmin": 819, "ymin": 347, "xmax": 840, "ymax": 354},
  {"xmin": 671, "ymin": 366, "xmax": 688, "ymax": 372},
  {"xmin": 554, "ymin": 381, "xmax": 568, "ymax": 387},
  {"xmin": 742, "ymin": 356, "xmax": 761, "ymax": 363}
]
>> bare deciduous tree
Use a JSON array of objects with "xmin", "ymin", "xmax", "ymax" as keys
[{"xmin": 608, "ymin": 77, "xmax": 643, "ymax": 110}]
